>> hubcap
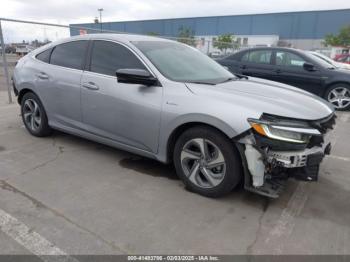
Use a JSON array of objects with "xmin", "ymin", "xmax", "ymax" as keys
[
  {"xmin": 327, "ymin": 87, "xmax": 350, "ymax": 109},
  {"xmin": 180, "ymin": 138, "xmax": 226, "ymax": 188},
  {"xmin": 23, "ymin": 99, "xmax": 41, "ymax": 131}
]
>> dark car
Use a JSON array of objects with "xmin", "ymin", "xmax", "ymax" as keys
[{"xmin": 217, "ymin": 47, "xmax": 350, "ymax": 110}]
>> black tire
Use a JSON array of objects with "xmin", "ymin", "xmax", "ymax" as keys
[
  {"xmin": 324, "ymin": 83, "xmax": 350, "ymax": 111},
  {"xmin": 21, "ymin": 92, "xmax": 52, "ymax": 137},
  {"xmin": 173, "ymin": 126, "xmax": 242, "ymax": 198}
]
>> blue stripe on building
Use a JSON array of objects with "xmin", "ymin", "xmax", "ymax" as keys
[{"xmin": 70, "ymin": 9, "xmax": 350, "ymax": 39}]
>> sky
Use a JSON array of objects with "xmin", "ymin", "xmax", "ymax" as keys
[{"xmin": 0, "ymin": 0, "xmax": 349, "ymax": 43}]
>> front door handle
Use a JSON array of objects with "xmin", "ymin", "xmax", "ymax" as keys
[
  {"xmin": 37, "ymin": 72, "xmax": 49, "ymax": 80},
  {"xmin": 82, "ymin": 82, "xmax": 99, "ymax": 90}
]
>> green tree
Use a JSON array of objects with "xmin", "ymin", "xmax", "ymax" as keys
[
  {"xmin": 213, "ymin": 34, "xmax": 235, "ymax": 54},
  {"xmin": 147, "ymin": 32, "xmax": 160, "ymax": 36},
  {"xmin": 177, "ymin": 26, "xmax": 196, "ymax": 46},
  {"xmin": 324, "ymin": 25, "xmax": 350, "ymax": 47}
]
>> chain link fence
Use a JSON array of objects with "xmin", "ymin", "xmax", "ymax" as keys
[{"xmin": 0, "ymin": 18, "xmax": 246, "ymax": 104}]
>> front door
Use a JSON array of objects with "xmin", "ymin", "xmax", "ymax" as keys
[
  {"xmin": 271, "ymin": 50, "xmax": 322, "ymax": 95},
  {"xmin": 81, "ymin": 40, "xmax": 162, "ymax": 153}
]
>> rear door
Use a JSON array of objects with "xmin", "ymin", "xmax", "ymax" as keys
[
  {"xmin": 271, "ymin": 50, "xmax": 322, "ymax": 95},
  {"xmin": 36, "ymin": 40, "xmax": 88, "ymax": 128},
  {"xmin": 238, "ymin": 49, "xmax": 276, "ymax": 81},
  {"xmin": 80, "ymin": 40, "xmax": 163, "ymax": 153}
]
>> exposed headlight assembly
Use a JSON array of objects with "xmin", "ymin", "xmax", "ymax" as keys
[{"xmin": 248, "ymin": 118, "xmax": 321, "ymax": 144}]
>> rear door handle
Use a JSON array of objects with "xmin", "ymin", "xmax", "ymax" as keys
[
  {"xmin": 37, "ymin": 72, "xmax": 49, "ymax": 80},
  {"xmin": 82, "ymin": 82, "xmax": 99, "ymax": 90}
]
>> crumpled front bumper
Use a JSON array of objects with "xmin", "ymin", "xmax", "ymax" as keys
[{"xmin": 235, "ymin": 114, "xmax": 336, "ymax": 198}]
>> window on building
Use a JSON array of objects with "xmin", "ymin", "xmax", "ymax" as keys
[
  {"xmin": 243, "ymin": 38, "xmax": 248, "ymax": 45},
  {"xmin": 90, "ymin": 41, "xmax": 146, "ymax": 76},
  {"xmin": 50, "ymin": 41, "xmax": 88, "ymax": 70}
]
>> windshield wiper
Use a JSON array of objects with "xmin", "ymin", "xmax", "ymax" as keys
[
  {"xmin": 218, "ymin": 77, "xmax": 237, "ymax": 84},
  {"xmin": 186, "ymin": 81, "xmax": 216, "ymax": 85},
  {"xmin": 234, "ymin": 74, "xmax": 249, "ymax": 79}
]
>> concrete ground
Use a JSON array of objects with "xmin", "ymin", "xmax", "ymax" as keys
[{"xmin": 0, "ymin": 88, "xmax": 349, "ymax": 257}]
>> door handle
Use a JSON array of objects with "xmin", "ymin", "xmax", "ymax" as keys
[
  {"xmin": 37, "ymin": 72, "xmax": 49, "ymax": 80},
  {"xmin": 82, "ymin": 82, "xmax": 99, "ymax": 90},
  {"xmin": 240, "ymin": 65, "xmax": 247, "ymax": 69}
]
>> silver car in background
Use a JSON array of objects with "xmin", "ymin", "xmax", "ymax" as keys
[{"xmin": 13, "ymin": 34, "xmax": 336, "ymax": 198}]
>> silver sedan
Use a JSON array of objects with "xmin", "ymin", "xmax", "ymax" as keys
[{"xmin": 13, "ymin": 34, "xmax": 335, "ymax": 198}]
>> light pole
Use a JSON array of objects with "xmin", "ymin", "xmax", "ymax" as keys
[{"xmin": 98, "ymin": 8, "xmax": 103, "ymax": 32}]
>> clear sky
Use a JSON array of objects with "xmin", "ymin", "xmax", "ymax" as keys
[{"xmin": 0, "ymin": 0, "xmax": 349, "ymax": 43}]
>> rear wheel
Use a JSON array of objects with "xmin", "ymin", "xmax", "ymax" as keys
[
  {"xmin": 173, "ymin": 126, "xmax": 242, "ymax": 198},
  {"xmin": 21, "ymin": 92, "xmax": 52, "ymax": 137},
  {"xmin": 325, "ymin": 84, "xmax": 350, "ymax": 111}
]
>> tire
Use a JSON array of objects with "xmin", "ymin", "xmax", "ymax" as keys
[
  {"xmin": 173, "ymin": 126, "xmax": 242, "ymax": 198},
  {"xmin": 324, "ymin": 83, "xmax": 350, "ymax": 111},
  {"xmin": 21, "ymin": 92, "xmax": 52, "ymax": 137}
]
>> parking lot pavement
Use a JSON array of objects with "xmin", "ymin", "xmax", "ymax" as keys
[{"xmin": 0, "ymin": 90, "xmax": 349, "ymax": 256}]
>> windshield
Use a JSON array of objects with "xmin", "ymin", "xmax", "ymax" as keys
[
  {"xmin": 304, "ymin": 51, "xmax": 336, "ymax": 69},
  {"xmin": 132, "ymin": 40, "xmax": 234, "ymax": 84}
]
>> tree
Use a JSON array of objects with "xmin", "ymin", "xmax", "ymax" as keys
[
  {"xmin": 213, "ymin": 34, "xmax": 235, "ymax": 54},
  {"xmin": 177, "ymin": 26, "xmax": 196, "ymax": 46},
  {"xmin": 147, "ymin": 32, "xmax": 160, "ymax": 36},
  {"xmin": 324, "ymin": 25, "xmax": 350, "ymax": 47}
]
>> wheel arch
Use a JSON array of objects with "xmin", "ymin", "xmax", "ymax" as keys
[
  {"xmin": 17, "ymin": 88, "xmax": 37, "ymax": 104},
  {"xmin": 165, "ymin": 120, "xmax": 237, "ymax": 164},
  {"xmin": 323, "ymin": 81, "xmax": 350, "ymax": 97}
]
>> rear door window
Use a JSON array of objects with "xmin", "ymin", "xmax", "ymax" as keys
[
  {"xmin": 50, "ymin": 41, "xmax": 88, "ymax": 70},
  {"xmin": 241, "ymin": 50, "xmax": 272, "ymax": 64}
]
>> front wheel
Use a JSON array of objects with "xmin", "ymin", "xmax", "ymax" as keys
[
  {"xmin": 325, "ymin": 84, "xmax": 350, "ymax": 111},
  {"xmin": 173, "ymin": 126, "xmax": 242, "ymax": 198}
]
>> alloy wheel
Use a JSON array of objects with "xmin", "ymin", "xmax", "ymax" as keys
[
  {"xmin": 23, "ymin": 99, "xmax": 42, "ymax": 132},
  {"xmin": 327, "ymin": 87, "xmax": 350, "ymax": 109},
  {"xmin": 180, "ymin": 138, "xmax": 226, "ymax": 188}
]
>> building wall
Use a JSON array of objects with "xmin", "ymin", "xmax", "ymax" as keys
[{"xmin": 71, "ymin": 9, "xmax": 350, "ymax": 40}]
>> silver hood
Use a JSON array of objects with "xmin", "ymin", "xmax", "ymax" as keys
[{"xmin": 186, "ymin": 77, "xmax": 334, "ymax": 121}]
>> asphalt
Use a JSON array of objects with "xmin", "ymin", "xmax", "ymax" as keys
[{"xmin": 0, "ymin": 87, "xmax": 349, "ymax": 256}]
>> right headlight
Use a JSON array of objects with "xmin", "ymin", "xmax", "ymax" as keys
[{"xmin": 248, "ymin": 119, "xmax": 321, "ymax": 144}]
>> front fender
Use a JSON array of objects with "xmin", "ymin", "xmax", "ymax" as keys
[{"xmin": 156, "ymin": 113, "xmax": 243, "ymax": 163}]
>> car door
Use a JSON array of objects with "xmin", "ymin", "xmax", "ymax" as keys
[
  {"xmin": 237, "ymin": 49, "xmax": 276, "ymax": 81},
  {"xmin": 271, "ymin": 50, "xmax": 322, "ymax": 95},
  {"xmin": 80, "ymin": 40, "xmax": 162, "ymax": 153},
  {"xmin": 35, "ymin": 40, "xmax": 88, "ymax": 128}
]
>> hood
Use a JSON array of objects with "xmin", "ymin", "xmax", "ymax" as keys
[{"xmin": 186, "ymin": 77, "xmax": 334, "ymax": 121}]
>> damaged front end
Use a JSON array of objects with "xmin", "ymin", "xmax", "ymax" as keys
[{"xmin": 235, "ymin": 113, "xmax": 336, "ymax": 198}]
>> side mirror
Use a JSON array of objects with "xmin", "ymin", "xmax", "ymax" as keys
[
  {"xmin": 303, "ymin": 62, "xmax": 316, "ymax": 71},
  {"xmin": 116, "ymin": 69, "xmax": 159, "ymax": 86}
]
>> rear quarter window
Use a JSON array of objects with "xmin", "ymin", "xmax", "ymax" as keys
[{"xmin": 35, "ymin": 48, "xmax": 52, "ymax": 63}]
